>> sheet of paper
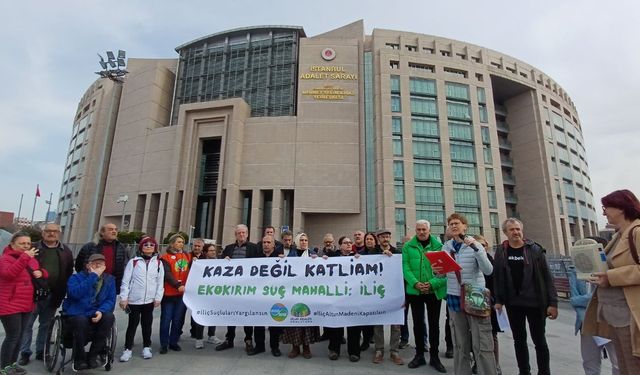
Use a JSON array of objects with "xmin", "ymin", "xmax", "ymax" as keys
[
  {"xmin": 496, "ymin": 307, "xmax": 511, "ymax": 332},
  {"xmin": 592, "ymin": 335, "xmax": 611, "ymax": 346}
]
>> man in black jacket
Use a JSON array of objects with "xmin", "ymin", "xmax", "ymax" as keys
[
  {"xmin": 248, "ymin": 235, "xmax": 284, "ymax": 356},
  {"xmin": 215, "ymin": 224, "xmax": 259, "ymax": 352},
  {"xmin": 74, "ymin": 223, "xmax": 130, "ymax": 294},
  {"xmin": 19, "ymin": 223, "xmax": 74, "ymax": 365},
  {"xmin": 494, "ymin": 218, "xmax": 558, "ymax": 375}
]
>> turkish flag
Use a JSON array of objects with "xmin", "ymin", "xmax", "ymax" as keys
[{"xmin": 36, "ymin": 184, "xmax": 41, "ymax": 198}]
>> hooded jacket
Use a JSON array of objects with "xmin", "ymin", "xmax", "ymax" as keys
[
  {"xmin": 120, "ymin": 254, "xmax": 164, "ymax": 305},
  {"xmin": 0, "ymin": 246, "xmax": 48, "ymax": 316},
  {"xmin": 62, "ymin": 271, "xmax": 116, "ymax": 317},
  {"xmin": 75, "ymin": 239, "xmax": 130, "ymax": 294},
  {"xmin": 442, "ymin": 239, "xmax": 493, "ymax": 296},
  {"xmin": 402, "ymin": 234, "xmax": 446, "ymax": 299}
]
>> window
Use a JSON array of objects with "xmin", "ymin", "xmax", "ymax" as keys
[
  {"xmin": 413, "ymin": 138, "xmax": 441, "ymax": 159},
  {"xmin": 483, "ymin": 146, "xmax": 493, "ymax": 164},
  {"xmin": 395, "ymin": 208, "xmax": 406, "ymax": 238},
  {"xmin": 394, "ymin": 181, "xmax": 405, "ymax": 203},
  {"xmin": 445, "ymin": 82, "xmax": 470, "ymax": 101},
  {"xmin": 477, "ymin": 87, "xmax": 486, "ymax": 104},
  {"xmin": 411, "ymin": 97, "xmax": 438, "ymax": 116},
  {"xmin": 392, "ymin": 117, "xmax": 402, "ymax": 135},
  {"xmin": 481, "ymin": 127, "xmax": 491, "ymax": 144},
  {"xmin": 453, "ymin": 185, "xmax": 479, "ymax": 206},
  {"xmin": 390, "ymin": 75, "xmax": 401, "ymax": 93},
  {"xmin": 416, "ymin": 206, "xmax": 445, "ymax": 226},
  {"xmin": 414, "ymin": 160, "xmax": 442, "ymax": 181},
  {"xmin": 409, "ymin": 78, "xmax": 437, "ymax": 96},
  {"xmin": 412, "ymin": 118, "xmax": 439, "ymax": 137},
  {"xmin": 479, "ymin": 105, "xmax": 488, "ymax": 123},
  {"xmin": 416, "ymin": 183, "xmax": 444, "ymax": 204},
  {"xmin": 475, "ymin": 73, "xmax": 484, "ymax": 81},
  {"xmin": 450, "ymin": 141, "xmax": 475, "ymax": 162},
  {"xmin": 391, "ymin": 95, "xmax": 401, "ymax": 112},
  {"xmin": 423, "ymin": 47, "xmax": 434, "ymax": 54},
  {"xmin": 485, "ymin": 168, "xmax": 495, "ymax": 186},
  {"xmin": 393, "ymin": 136, "xmax": 403, "ymax": 156},
  {"xmin": 408, "ymin": 62, "xmax": 435, "ymax": 73},
  {"xmin": 447, "ymin": 101, "xmax": 471, "ymax": 120},
  {"xmin": 393, "ymin": 161, "xmax": 404, "ymax": 179},
  {"xmin": 441, "ymin": 50, "xmax": 451, "ymax": 57},
  {"xmin": 487, "ymin": 187, "xmax": 497, "ymax": 209},
  {"xmin": 406, "ymin": 45, "xmax": 417, "ymax": 52},
  {"xmin": 386, "ymin": 43, "xmax": 400, "ymax": 50},
  {"xmin": 444, "ymin": 67, "xmax": 467, "ymax": 78},
  {"xmin": 451, "ymin": 162, "xmax": 477, "ymax": 184},
  {"xmin": 449, "ymin": 121, "xmax": 473, "ymax": 141},
  {"xmin": 390, "ymin": 60, "xmax": 400, "ymax": 69}
]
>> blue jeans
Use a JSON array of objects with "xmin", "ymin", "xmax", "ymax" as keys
[
  {"xmin": 20, "ymin": 295, "xmax": 56, "ymax": 358},
  {"xmin": 159, "ymin": 296, "xmax": 186, "ymax": 347}
]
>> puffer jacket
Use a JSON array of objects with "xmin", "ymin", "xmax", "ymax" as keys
[
  {"xmin": 442, "ymin": 239, "xmax": 493, "ymax": 296},
  {"xmin": 74, "ymin": 239, "xmax": 130, "ymax": 294},
  {"xmin": 62, "ymin": 271, "xmax": 116, "ymax": 317},
  {"xmin": 119, "ymin": 255, "xmax": 164, "ymax": 305},
  {"xmin": 402, "ymin": 234, "xmax": 446, "ymax": 299},
  {"xmin": 0, "ymin": 246, "xmax": 48, "ymax": 316}
]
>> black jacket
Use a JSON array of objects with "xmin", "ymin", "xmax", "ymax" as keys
[
  {"xmin": 34, "ymin": 240, "xmax": 74, "ymax": 309},
  {"xmin": 493, "ymin": 239, "xmax": 558, "ymax": 309},
  {"xmin": 75, "ymin": 239, "xmax": 130, "ymax": 294},
  {"xmin": 222, "ymin": 241, "xmax": 259, "ymax": 259}
]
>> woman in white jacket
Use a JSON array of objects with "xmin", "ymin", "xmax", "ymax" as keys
[{"xmin": 118, "ymin": 236, "xmax": 164, "ymax": 362}]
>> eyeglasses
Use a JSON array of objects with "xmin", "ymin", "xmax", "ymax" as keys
[
  {"xmin": 43, "ymin": 230, "xmax": 60, "ymax": 234},
  {"xmin": 142, "ymin": 243, "xmax": 156, "ymax": 248},
  {"xmin": 342, "ymin": 241, "xmax": 353, "ymax": 244}
]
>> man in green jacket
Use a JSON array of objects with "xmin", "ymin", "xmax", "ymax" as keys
[{"xmin": 402, "ymin": 220, "xmax": 447, "ymax": 373}]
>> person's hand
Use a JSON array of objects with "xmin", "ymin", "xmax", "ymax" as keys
[
  {"xmin": 421, "ymin": 283, "xmax": 432, "ymax": 293},
  {"xmin": 383, "ymin": 250, "xmax": 393, "ymax": 257},
  {"xmin": 547, "ymin": 306, "xmax": 558, "ymax": 320},
  {"xmin": 224, "ymin": 256, "xmax": 231, "ymax": 261},
  {"xmin": 119, "ymin": 300, "xmax": 128, "ymax": 310},
  {"xmin": 154, "ymin": 300, "xmax": 161, "ymax": 308},
  {"xmin": 310, "ymin": 253, "xmax": 318, "ymax": 259},
  {"xmin": 431, "ymin": 265, "xmax": 444, "ymax": 274},
  {"xmin": 178, "ymin": 285, "xmax": 185, "ymax": 293},
  {"xmin": 463, "ymin": 236, "xmax": 477, "ymax": 247},
  {"xmin": 92, "ymin": 311, "xmax": 103, "ymax": 323},
  {"xmin": 354, "ymin": 253, "xmax": 361, "ymax": 259},
  {"xmin": 322, "ymin": 255, "xmax": 329, "ymax": 260},
  {"xmin": 278, "ymin": 254, "xmax": 285, "ymax": 258},
  {"xmin": 589, "ymin": 272, "xmax": 610, "ymax": 288},
  {"xmin": 32, "ymin": 270, "xmax": 43, "ymax": 278},
  {"xmin": 25, "ymin": 248, "xmax": 38, "ymax": 258},
  {"xmin": 495, "ymin": 303, "xmax": 503, "ymax": 313},
  {"xmin": 91, "ymin": 263, "xmax": 106, "ymax": 276}
]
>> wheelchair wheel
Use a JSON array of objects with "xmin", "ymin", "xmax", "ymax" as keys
[
  {"xmin": 44, "ymin": 315, "xmax": 63, "ymax": 372},
  {"xmin": 105, "ymin": 324, "xmax": 117, "ymax": 371}
]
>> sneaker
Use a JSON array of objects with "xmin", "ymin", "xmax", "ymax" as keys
[
  {"xmin": 328, "ymin": 351, "xmax": 339, "ymax": 360},
  {"xmin": 160, "ymin": 346, "xmax": 168, "ymax": 354},
  {"xmin": 207, "ymin": 336, "xmax": 223, "ymax": 345},
  {"xmin": 169, "ymin": 344, "xmax": 182, "ymax": 352},
  {"xmin": 142, "ymin": 347, "xmax": 153, "ymax": 359},
  {"xmin": 215, "ymin": 341, "xmax": 234, "ymax": 351},
  {"xmin": 349, "ymin": 354, "xmax": 360, "ymax": 362},
  {"xmin": 195, "ymin": 340, "xmax": 204, "ymax": 349},
  {"xmin": 10, "ymin": 365, "xmax": 27, "ymax": 375},
  {"xmin": 373, "ymin": 350, "xmax": 384, "ymax": 364},
  {"xmin": 119, "ymin": 349, "xmax": 133, "ymax": 362},
  {"xmin": 398, "ymin": 340, "xmax": 410, "ymax": 349},
  {"xmin": 244, "ymin": 339, "xmax": 254, "ymax": 353}
]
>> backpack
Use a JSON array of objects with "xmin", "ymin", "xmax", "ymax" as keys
[{"xmin": 132, "ymin": 258, "xmax": 162, "ymax": 272}]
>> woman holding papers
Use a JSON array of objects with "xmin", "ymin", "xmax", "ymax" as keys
[
  {"xmin": 438, "ymin": 213, "xmax": 496, "ymax": 375},
  {"xmin": 584, "ymin": 189, "xmax": 640, "ymax": 373}
]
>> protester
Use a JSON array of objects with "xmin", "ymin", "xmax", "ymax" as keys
[
  {"xmin": 323, "ymin": 236, "xmax": 351, "ymax": 360},
  {"xmin": 159, "ymin": 234, "xmax": 191, "ymax": 354},
  {"xmin": 63, "ymin": 253, "xmax": 115, "ymax": 371},
  {"xmin": 402, "ymin": 220, "xmax": 446, "ymax": 372},
  {"xmin": 1, "ymin": 232, "xmax": 47, "ymax": 375},
  {"xmin": 18, "ymin": 223, "xmax": 73, "ymax": 366},
  {"xmin": 584, "ymin": 189, "xmax": 640, "ymax": 372},
  {"xmin": 282, "ymin": 233, "xmax": 319, "ymax": 359},
  {"xmin": 119, "ymin": 236, "xmax": 164, "ymax": 362},
  {"xmin": 201, "ymin": 243, "xmax": 222, "ymax": 345},
  {"xmin": 75, "ymin": 223, "xmax": 130, "ymax": 294},
  {"xmin": 189, "ymin": 238, "xmax": 206, "ymax": 348},
  {"xmin": 494, "ymin": 218, "xmax": 558, "ymax": 375}
]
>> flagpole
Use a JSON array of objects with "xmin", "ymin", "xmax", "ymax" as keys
[
  {"xmin": 30, "ymin": 184, "xmax": 39, "ymax": 225},
  {"xmin": 17, "ymin": 194, "xmax": 23, "ymax": 222},
  {"xmin": 45, "ymin": 192, "xmax": 53, "ymax": 222}
]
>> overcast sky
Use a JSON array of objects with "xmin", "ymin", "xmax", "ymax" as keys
[{"xmin": 1, "ymin": 0, "xmax": 638, "ymax": 228}]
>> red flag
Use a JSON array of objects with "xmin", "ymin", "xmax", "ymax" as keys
[{"xmin": 36, "ymin": 185, "xmax": 41, "ymax": 198}]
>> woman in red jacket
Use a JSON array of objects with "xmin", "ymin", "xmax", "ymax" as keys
[{"xmin": 0, "ymin": 232, "xmax": 47, "ymax": 374}]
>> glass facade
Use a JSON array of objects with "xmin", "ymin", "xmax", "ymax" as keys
[{"xmin": 173, "ymin": 27, "xmax": 301, "ymax": 122}]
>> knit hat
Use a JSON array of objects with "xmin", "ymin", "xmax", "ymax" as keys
[{"xmin": 138, "ymin": 236, "xmax": 159, "ymax": 253}]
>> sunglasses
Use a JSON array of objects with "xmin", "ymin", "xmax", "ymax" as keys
[{"xmin": 142, "ymin": 243, "xmax": 156, "ymax": 248}]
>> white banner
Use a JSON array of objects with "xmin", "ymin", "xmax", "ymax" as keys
[{"xmin": 184, "ymin": 255, "xmax": 404, "ymax": 327}]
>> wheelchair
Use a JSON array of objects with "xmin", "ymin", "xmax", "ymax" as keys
[{"xmin": 43, "ymin": 313, "xmax": 117, "ymax": 374}]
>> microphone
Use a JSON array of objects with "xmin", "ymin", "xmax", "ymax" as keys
[{"xmin": 459, "ymin": 234, "xmax": 479, "ymax": 252}]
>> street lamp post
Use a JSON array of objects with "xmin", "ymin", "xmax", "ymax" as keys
[
  {"xmin": 67, "ymin": 204, "xmax": 79, "ymax": 243},
  {"xmin": 117, "ymin": 195, "xmax": 128, "ymax": 231}
]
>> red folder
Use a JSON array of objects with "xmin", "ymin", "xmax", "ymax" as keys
[{"xmin": 425, "ymin": 251, "xmax": 462, "ymax": 274}]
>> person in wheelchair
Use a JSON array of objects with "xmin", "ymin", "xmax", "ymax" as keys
[{"xmin": 62, "ymin": 253, "xmax": 116, "ymax": 371}]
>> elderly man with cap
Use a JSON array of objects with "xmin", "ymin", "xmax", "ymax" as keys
[
  {"xmin": 369, "ymin": 229, "xmax": 404, "ymax": 365},
  {"xmin": 62, "ymin": 253, "xmax": 116, "ymax": 371}
]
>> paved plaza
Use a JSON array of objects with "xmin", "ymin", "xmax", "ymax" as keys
[{"xmin": 3, "ymin": 301, "xmax": 611, "ymax": 375}]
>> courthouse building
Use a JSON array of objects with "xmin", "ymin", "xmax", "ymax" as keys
[{"xmin": 57, "ymin": 20, "xmax": 597, "ymax": 253}]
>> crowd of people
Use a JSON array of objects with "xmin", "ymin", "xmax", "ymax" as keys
[{"xmin": 0, "ymin": 189, "xmax": 639, "ymax": 374}]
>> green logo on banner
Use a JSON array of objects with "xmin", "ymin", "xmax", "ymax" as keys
[
  {"xmin": 270, "ymin": 303, "xmax": 288, "ymax": 322},
  {"xmin": 290, "ymin": 303, "xmax": 311, "ymax": 317}
]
